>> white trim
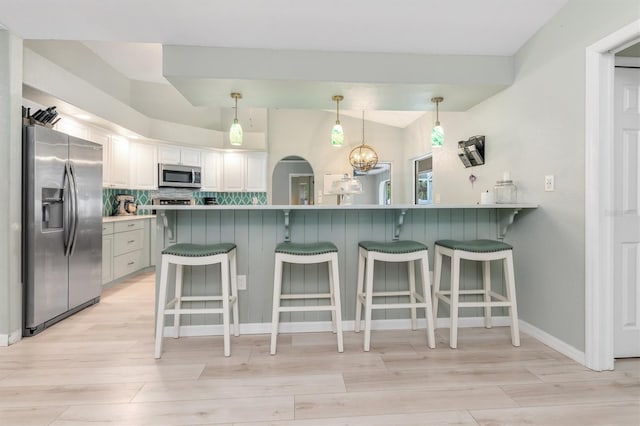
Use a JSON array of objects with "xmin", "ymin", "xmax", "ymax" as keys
[
  {"xmin": 519, "ymin": 319, "xmax": 585, "ymax": 365},
  {"xmin": 165, "ymin": 316, "xmax": 512, "ymax": 337},
  {"xmin": 0, "ymin": 329, "xmax": 22, "ymax": 347},
  {"xmin": 585, "ymin": 19, "xmax": 640, "ymax": 372}
]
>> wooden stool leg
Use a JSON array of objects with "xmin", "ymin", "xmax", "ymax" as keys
[
  {"xmin": 154, "ymin": 256, "xmax": 170, "ymax": 359},
  {"xmin": 432, "ymin": 246, "xmax": 443, "ymax": 327},
  {"xmin": 230, "ymin": 249, "xmax": 240, "ymax": 337},
  {"xmin": 354, "ymin": 247, "xmax": 366, "ymax": 333},
  {"xmin": 504, "ymin": 251, "xmax": 520, "ymax": 347},
  {"xmin": 364, "ymin": 253, "xmax": 375, "ymax": 352},
  {"xmin": 330, "ymin": 254, "xmax": 344, "ymax": 353},
  {"xmin": 270, "ymin": 255, "xmax": 283, "ymax": 355},
  {"xmin": 483, "ymin": 260, "xmax": 492, "ymax": 329},
  {"xmin": 450, "ymin": 251, "xmax": 461, "ymax": 349},
  {"xmin": 408, "ymin": 260, "xmax": 417, "ymax": 330},
  {"xmin": 420, "ymin": 253, "xmax": 436, "ymax": 349},
  {"xmin": 173, "ymin": 264, "xmax": 183, "ymax": 338},
  {"xmin": 328, "ymin": 260, "xmax": 337, "ymax": 334},
  {"xmin": 221, "ymin": 254, "xmax": 231, "ymax": 357}
]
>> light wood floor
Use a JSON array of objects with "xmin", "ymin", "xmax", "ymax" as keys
[{"xmin": 0, "ymin": 272, "xmax": 638, "ymax": 425}]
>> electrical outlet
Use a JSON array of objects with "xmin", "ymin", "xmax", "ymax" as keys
[
  {"xmin": 237, "ymin": 275, "xmax": 247, "ymax": 290},
  {"xmin": 545, "ymin": 175, "xmax": 555, "ymax": 191}
]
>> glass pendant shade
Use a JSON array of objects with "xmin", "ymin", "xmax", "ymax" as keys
[
  {"xmin": 331, "ymin": 123, "xmax": 344, "ymax": 146},
  {"xmin": 229, "ymin": 119, "xmax": 243, "ymax": 146},
  {"xmin": 331, "ymin": 95, "xmax": 344, "ymax": 147},
  {"xmin": 229, "ymin": 92, "xmax": 243, "ymax": 146},
  {"xmin": 430, "ymin": 96, "xmax": 444, "ymax": 148},
  {"xmin": 431, "ymin": 122, "xmax": 444, "ymax": 148}
]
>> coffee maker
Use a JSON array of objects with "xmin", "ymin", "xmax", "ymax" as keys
[{"xmin": 114, "ymin": 194, "xmax": 137, "ymax": 216}]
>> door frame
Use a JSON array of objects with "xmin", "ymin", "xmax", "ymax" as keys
[{"xmin": 585, "ymin": 19, "xmax": 640, "ymax": 371}]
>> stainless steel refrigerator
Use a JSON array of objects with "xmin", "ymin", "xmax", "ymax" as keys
[{"xmin": 22, "ymin": 124, "xmax": 103, "ymax": 336}]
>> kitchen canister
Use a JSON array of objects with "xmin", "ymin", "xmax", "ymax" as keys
[{"xmin": 494, "ymin": 179, "xmax": 517, "ymax": 203}]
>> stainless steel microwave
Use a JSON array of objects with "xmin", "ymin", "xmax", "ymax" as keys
[{"xmin": 158, "ymin": 163, "xmax": 202, "ymax": 188}]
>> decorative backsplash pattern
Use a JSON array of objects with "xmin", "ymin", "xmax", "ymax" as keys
[{"xmin": 102, "ymin": 188, "xmax": 267, "ymax": 216}]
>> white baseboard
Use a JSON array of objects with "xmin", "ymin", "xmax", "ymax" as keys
[
  {"xmin": 164, "ymin": 316, "xmax": 513, "ymax": 337},
  {"xmin": 0, "ymin": 329, "xmax": 22, "ymax": 347},
  {"xmin": 519, "ymin": 319, "xmax": 585, "ymax": 365}
]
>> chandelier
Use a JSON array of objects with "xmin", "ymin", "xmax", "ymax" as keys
[{"xmin": 349, "ymin": 111, "xmax": 378, "ymax": 172}]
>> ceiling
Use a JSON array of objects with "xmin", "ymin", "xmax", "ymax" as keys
[{"xmin": 0, "ymin": 0, "xmax": 569, "ymax": 128}]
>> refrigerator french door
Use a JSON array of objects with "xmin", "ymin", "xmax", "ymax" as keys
[{"xmin": 23, "ymin": 125, "xmax": 103, "ymax": 336}]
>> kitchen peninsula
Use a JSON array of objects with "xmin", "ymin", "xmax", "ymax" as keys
[{"xmin": 143, "ymin": 203, "xmax": 537, "ymax": 334}]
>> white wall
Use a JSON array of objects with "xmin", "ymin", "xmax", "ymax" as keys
[
  {"xmin": 461, "ymin": 0, "xmax": 639, "ymax": 352},
  {"xmin": 0, "ymin": 30, "xmax": 23, "ymax": 344}
]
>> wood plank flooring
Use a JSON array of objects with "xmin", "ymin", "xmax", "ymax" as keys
[{"xmin": 0, "ymin": 271, "xmax": 638, "ymax": 425}]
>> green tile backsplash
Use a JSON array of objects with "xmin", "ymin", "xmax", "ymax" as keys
[{"xmin": 102, "ymin": 188, "xmax": 267, "ymax": 216}]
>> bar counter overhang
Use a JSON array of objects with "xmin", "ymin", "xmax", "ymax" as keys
[{"xmin": 141, "ymin": 203, "xmax": 537, "ymax": 336}]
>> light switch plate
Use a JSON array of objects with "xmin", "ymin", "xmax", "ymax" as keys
[{"xmin": 237, "ymin": 275, "xmax": 247, "ymax": 290}]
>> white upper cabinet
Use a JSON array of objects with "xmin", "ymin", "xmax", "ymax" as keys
[
  {"xmin": 222, "ymin": 152, "xmax": 246, "ymax": 191},
  {"xmin": 202, "ymin": 151, "xmax": 222, "ymax": 191},
  {"xmin": 87, "ymin": 127, "xmax": 111, "ymax": 185},
  {"xmin": 129, "ymin": 142, "xmax": 158, "ymax": 189},
  {"xmin": 108, "ymin": 136, "xmax": 130, "ymax": 188},
  {"xmin": 222, "ymin": 152, "xmax": 268, "ymax": 192},
  {"xmin": 245, "ymin": 152, "xmax": 268, "ymax": 191},
  {"xmin": 158, "ymin": 145, "xmax": 201, "ymax": 167}
]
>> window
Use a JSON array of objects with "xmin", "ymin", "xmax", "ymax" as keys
[{"xmin": 415, "ymin": 155, "xmax": 433, "ymax": 204}]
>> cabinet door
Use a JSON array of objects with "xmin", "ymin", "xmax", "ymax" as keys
[
  {"xmin": 245, "ymin": 152, "xmax": 268, "ymax": 191},
  {"xmin": 108, "ymin": 136, "xmax": 130, "ymax": 187},
  {"xmin": 102, "ymin": 235, "xmax": 113, "ymax": 284},
  {"xmin": 180, "ymin": 148, "xmax": 201, "ymax": 167},
  {"xmin": 223, "ymin": 152, "xmax": 245, "ymax": 191},
  {"xmin": 158, "ymin": 145, "xmax": 182, "ymax": 165},
  {"xmin": 89, "ymin": 128, "xmax": 111, "ymax": 186},
  {"xmin": 202, "ymin": 151, "xmax": 222, "ymax": 191},
  {"xmin": 129, "ymin": 142, "xmax": 157, "ymax": 189}
]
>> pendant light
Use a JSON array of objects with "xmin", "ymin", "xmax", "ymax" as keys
[
  {"xmin": 331, "ymin": 95, "xmax": 344, "ymax": 147},
  {"xmin": 229, "ymin": 92, "xmax": 243, "ymax": 146},
  {"xmin": 349, "ymin": 111, "xmax": 378, "ymax": 172},
  {"xmin": 431, "ymin": 96, "xmax": 444, "ymax": 148}
]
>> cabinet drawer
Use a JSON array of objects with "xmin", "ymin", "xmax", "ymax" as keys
[
  {"xmin": 113, "ymin": 229, "xmax": 144, "ymax": 256},
  {"xmin": 102, "ymin": 222, "xmax": 114, "ymax": 235},
  {"xmin": 114, "ymin": 219, "xmax": 145, "ymax": 233},
  {"xmin": 113, "ymin": 249, "xmax": 144, "ymax": 280}
]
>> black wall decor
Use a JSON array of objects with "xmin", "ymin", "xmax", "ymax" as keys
[{"xmin": 458, "ymin": 135, "xmax": 485, "ymax": 168}]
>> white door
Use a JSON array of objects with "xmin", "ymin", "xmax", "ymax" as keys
[
  {"xmin": 129, "ymin": 142, "xmax": 158, "ymax": 189},
  {"xmin": 202, "ymin": 151, "xmax": 222, "ymax": 191},
  {"xmin": 245, "ymin": 152, "xmax": 267, "ymax": 191},
  {"xmin": 613, "ymin": 66, "xmax": 640, "ymax": 358}
]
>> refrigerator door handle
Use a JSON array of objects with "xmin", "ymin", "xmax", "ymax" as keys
[
  {"xmin": 68, "ymin": 162, "xmax": 80, "ymax": 256},
  {"xmin": 63, "ymin": 162, "xmax": 73, "ymax": 256}
]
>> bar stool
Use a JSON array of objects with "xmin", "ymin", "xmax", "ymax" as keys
[
  {"xmin": 154, "ymin": 242, "xmax": 239, "ymax": 358},
  {"xmin": 354, "ymin": 240, "xmax": 436, "ymax": 351},
  {"xmin": 432, "ymin": 239, "xmax": 520, "ymax": 349},
  {"xmin": 271, "ymin": 242, "xmax": 343, "ymax": 355}
]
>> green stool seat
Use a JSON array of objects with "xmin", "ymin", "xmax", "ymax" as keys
[
  {"xmin": 275, "ymin": 241, "xmax": 338, "ymax": 256},
  {"xmin": 162, "ymin": 242, "xmax": 237, "ymax": 257},
  {"xmin": 359, "ymin": 240, "xmax": 428, "ymax": 254},
  {"xmin": 435, "ymin": 239, "xmax": 512, "ymax": 253}
]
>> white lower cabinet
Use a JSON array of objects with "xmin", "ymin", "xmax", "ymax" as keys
[{"xmin": 102, "ymin": 217, "xmax": 154, "ymax": 285}]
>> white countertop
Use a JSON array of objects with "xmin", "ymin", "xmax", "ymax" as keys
[
  {"xmin": 139, "ymin": 203, "xmax": 538, "ymax": 211},
  {"xmin": 103, "ymin": 214, "xmax": 156, "ymax": 223}
]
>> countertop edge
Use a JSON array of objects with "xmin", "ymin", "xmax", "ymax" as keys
[
  {"xmin": 138, "ymin": 204, "xmax": 538, "ymax": 211},
  {"xmin": 103, "ymin": 214, "xmax": 156, "ymax": 223}
]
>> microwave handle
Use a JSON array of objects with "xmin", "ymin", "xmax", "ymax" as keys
[{"xmin": 192, "ymin": 169, "xmax": 195, "ymax": 184}]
